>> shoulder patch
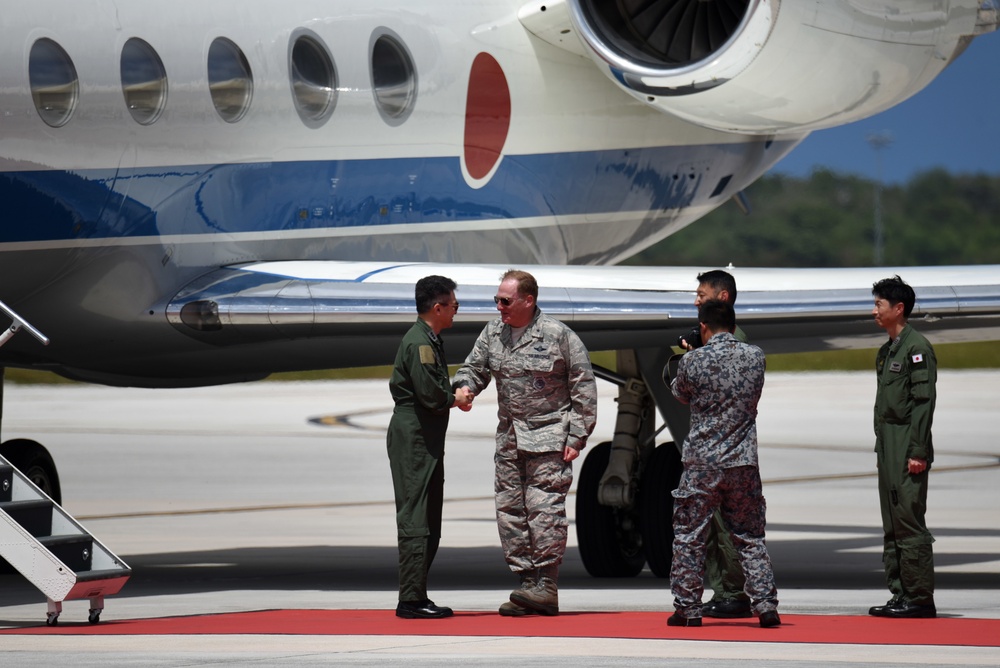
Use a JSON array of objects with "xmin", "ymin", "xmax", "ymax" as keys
[
  {"xmin": 911, "ymin": 353, "xmax": 923, "ymax": 364},
  {"xmin": 419, "ymin": 345, "xmax": 436, "ymax": 365}
]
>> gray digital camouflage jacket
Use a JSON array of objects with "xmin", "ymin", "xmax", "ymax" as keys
[{"xmin": 670, "ymin": 331, "xmax": 765, "ymax": 470}]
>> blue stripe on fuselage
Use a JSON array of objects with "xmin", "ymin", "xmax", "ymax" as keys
[{"xmin": 0, "ymin": 141, "xmax": 790, "ymax": 244}]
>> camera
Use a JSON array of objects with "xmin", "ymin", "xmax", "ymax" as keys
[{"xmin": 676, "ymin": 326, "xmax": 702, "ymax": 350}]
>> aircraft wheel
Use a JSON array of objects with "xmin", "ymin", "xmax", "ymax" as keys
[
  {"xmin": 639, "ymin": 442, "xmax": 683, "ymax": 578},
  {"xmin": 0, "ymin": 439, "xmax": 62, "ymax": 505},
  {"xmin": 575, "ymin": 442, "xmax": 644, "ymax": 577},
  {"xmin": 88, "ymin": 609, "xmax": 102, "ymax": 624},
  {"xmin": 46, "ymin": 612, "xmax": 59, "ymax": 626}
]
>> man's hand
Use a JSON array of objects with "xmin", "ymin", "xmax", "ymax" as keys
[
  {"xmin": 563, "ymin": 446, "xmax": 580, "ymax": 462},
  {"xmin": 453, "ymin": 386, "xmax": 475, "ymax": 411},
  {"xmin": 907, "ymin": 457, "xmax": 928, "ymax": 474}
]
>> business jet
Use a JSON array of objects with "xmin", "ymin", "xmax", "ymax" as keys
[{"xmin": 2, "ymin": 0, "xmax": 998, "ymax": 578}]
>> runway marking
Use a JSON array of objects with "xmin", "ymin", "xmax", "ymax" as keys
[
  {"xmin": 308, "ymin": 411, "xmax": 488, "ymax": 439},
  {"xmin": 73, "ymin": 458, "xmax": 998, "ymax": 522},
  {"xmin": 74, "ymin": 496, "xmax": 482, "ymax": 521},
  {"xmin": 764, "ymin": 459, "xmax": 1000, "ymax": 485},
  {"xmin": 308, "ymin": 408, "xmax": 387, "ymax": 429},
  {"xmin": 764, "ymin": 442, "xmax": 1000, "ymax": 459}
]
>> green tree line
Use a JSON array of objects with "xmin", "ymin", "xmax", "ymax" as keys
[{"xmin": 625, "ymin": 169, "xmax": 1000, "ymax": 267}]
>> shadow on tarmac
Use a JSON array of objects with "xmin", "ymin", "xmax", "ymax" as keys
[{"xmin": 1, "ymin": 523, "xmax": 998, "ymax": 611}]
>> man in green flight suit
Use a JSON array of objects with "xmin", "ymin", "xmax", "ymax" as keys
[
  {"xmin": 387, "ymin": 275, "xmax": 474, "ymax": 619},
  {"xmin": 678, "ymin": 269, "xmax": 752, "ymax": 619},
  {"xmin": 868, "ymin": 275, "xmax": 937, "ymax": 618}
]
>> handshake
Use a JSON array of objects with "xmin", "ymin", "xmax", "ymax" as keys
[{"xmin": 453, "ymin": 385, "xmax": 475, "ymax": 412}]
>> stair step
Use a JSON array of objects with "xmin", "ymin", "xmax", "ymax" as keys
[
  {"xmin": 39, "ymin": 534, "xmax": 94, "ymax": 572},
  {"xmin": 0, "ymin": 499, "xmax": 53, "ymax": 537},
  {"xmin": 75, "ymin": 567, "xmax": 133, "ymax": 583}
]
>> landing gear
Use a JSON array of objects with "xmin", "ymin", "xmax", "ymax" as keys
[
  {"xmin": 575, "ymin": 349, "xmax": 688, "ymax": 579},
  {"xmin": 576, "ymin": 442, "xmax": 645, "ymax": 577},
  {"xmin": 0, "ymin": 439, "xmax": 61, "ymax": 505},
  {"xmin": 576, "ymin": 440, "xmax": 684, "ymax": 578},
  {"xmin": 639, "ymin": 442, "xmax": 683, "ymax": 577}
]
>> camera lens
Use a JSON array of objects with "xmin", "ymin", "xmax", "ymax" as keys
[{"xmin": 677, "ymin": 327, "xmax": 702, "ymax": 349}]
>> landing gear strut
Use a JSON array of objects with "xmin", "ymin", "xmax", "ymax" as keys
[
  {"xmin": 576, "ymin": 441, "xmax": 644, "ymax": 576},
  {"xmin": 575, "ymin": 349, "xmax": 689, "ymax": 578}
]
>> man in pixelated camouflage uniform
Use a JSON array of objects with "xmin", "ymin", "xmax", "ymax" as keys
[
  {"xmin": 668, "ymin": 299, "xmax": 780, "ymax": 629},
  {"xmin": 454, "ymin": 269, "xmax": 597, "ymax": 616},
  {"xmin": 678, "ymin": 269, "xmax": 752, "ymax": 619}
]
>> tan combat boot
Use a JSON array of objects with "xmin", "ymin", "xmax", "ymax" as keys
[
  {"xmin": 510, "ymin": 565, "xmax": 558, "ymax": 616},
  {"xmin": 499, "ymin": 570, "xmax": 537, "ymax": 616}
]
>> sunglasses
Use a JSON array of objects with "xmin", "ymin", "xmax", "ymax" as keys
[
  {"xmin": 493, "ymin": 295, "xmax": 522, "ymax": 306},
  {"xmin": 436, "ymin": 301, "xmax": 460, "ymax": 311}
]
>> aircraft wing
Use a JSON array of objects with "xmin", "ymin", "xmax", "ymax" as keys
[{"xmin": 165, "ymin": 260, "xmax": 1000, "ymax": 369}]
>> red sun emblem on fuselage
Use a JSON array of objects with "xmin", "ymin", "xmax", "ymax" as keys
[{"xmin": 463, "ymin": 52, "xmax": 511, "ymax": 184}]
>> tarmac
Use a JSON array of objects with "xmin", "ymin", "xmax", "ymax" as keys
[{"xmin": 0, "ymin": 370, "xmax": 998, "ymax": 666}]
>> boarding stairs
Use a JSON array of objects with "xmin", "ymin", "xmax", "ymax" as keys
[
  {"xmin": 0, "ymin": 299, "xmax": 131, "ymax": 625},
  {"xmin": 0, "ymin": 456, "xmax": 132, "ymax": 625}
]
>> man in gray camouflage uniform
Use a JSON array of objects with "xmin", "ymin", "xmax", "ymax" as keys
[
  {"xmin": 668, "ymin": 299, "xmax": 780, "ymax": 629},
  {"xmin": 678, "ymin": 269, "xmax": 753, "ymax": 619},
  {"xmin": 454, "ymin": 269, "xmax": 597, "ymax": 616}
]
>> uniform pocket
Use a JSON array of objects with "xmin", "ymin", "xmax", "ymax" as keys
[{"xmin": 910, "ymin": 368, "xmax": 931, "ymax": 401}]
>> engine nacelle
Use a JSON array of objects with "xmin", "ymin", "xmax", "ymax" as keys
[{"xmin": 565, "ymin": 0, "xmax": 990, "ymax": 134}]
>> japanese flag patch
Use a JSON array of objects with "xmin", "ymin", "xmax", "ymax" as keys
[{"xmin": 911, "ymin": 353, "xmax": 924, "ymax": 364}]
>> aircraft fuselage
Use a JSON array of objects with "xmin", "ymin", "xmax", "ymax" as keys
[{"xmin": 0, "ymin": 1, "xmax": 798, "ymax": 380}]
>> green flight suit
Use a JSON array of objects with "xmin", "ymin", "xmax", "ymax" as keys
[
  {"xmin": 387, "ymin": 318, "xmax": 456, "ymax": 603},
  {"xmin": 704, "ymin": 324, "xmax": 750, "ymax": 603},
  {"xmin": 874, "ymin": 323, "xmax": 936, "ymax": 605}
]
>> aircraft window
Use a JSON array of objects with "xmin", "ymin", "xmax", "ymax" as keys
[
  {"xmin": 29, "ymin": 38, "xmax": 79, "ymax": 128},
  {"xmin": 208, "ymin": 37, "xmax": 253, "ymax": 123},
  {"xmin": 289, "ymin": 34, "xmax": 336, "ymax": 127},
  {"xmin": 370, "ymin": 32, "xmax": 416, "ymax": 124},
  {"xmin": 120, "ymin": 38, "xmax": 168, "ymax": 125}
]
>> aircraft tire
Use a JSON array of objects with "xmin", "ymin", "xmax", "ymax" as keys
[
  {"xmin": 1, "ymin": 438, "xmax": 62, "ymax": 505},
  {"xmin": 575, "ymin": 441, "xmax": 644, "ymax": 577},
  {"xmin": 639, "ymin": 442, "xmax": 683, "ymax": 578}
]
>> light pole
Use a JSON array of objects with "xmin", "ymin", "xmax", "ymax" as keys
[{"xmin": 867, "ymin": 132, "xmax": 893, "ymax": 266}]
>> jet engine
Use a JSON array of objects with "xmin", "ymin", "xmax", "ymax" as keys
[{"xmin": 563, "ymin": 0, "xmax": 991, "ymax": 134}]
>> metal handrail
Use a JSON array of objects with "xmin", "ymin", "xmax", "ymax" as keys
[{"xmin": 0, "ymin": 300, "xmax": 50, "ymax": 349}]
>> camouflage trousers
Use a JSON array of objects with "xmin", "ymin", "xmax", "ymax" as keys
[
  {"xmin": 495, "ymin": 450, "xmax": 572, "ymax": 573},
  {"xmin": 670, "ymin": 465, "xmax": 778, "ymax": 618}
]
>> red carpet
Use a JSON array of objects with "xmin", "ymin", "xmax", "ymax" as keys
[{"xmin": 2, "ymin": 610, "xmax": 997, "ymax": 646}]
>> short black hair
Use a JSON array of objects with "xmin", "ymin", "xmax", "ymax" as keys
[
  {"xmin": 872, "ymin": 275, "xmax": 915, "ymax": 318},
  {"xmin": 697, "ymin": 269, "xmax": 737, "ymax": 304},
  {"xmin": 698, "ymin": 299, "xmax": 736, "ymax": 333},
  {"xmin": 415, "ymin": 275, "xmax": 457, "ymax": 314}
]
